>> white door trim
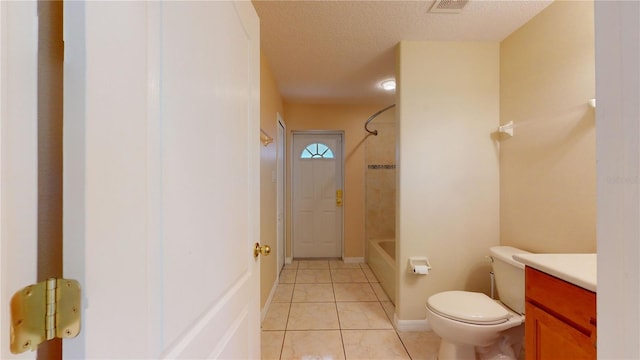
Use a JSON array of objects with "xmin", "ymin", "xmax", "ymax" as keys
[
  {"xmin": 277, "ymin": 114, "xmax": 286, "ymax": 273},
  {"xmin": 291, "ymin": 130, "xmax": 345, "ymax": 259}
]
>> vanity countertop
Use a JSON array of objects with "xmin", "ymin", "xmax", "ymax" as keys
[{"xmin": 513, "ymin": 253, "xmax": 597, "ymax": 292}]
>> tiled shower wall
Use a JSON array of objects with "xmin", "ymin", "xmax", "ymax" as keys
[{"xmin": 365, "ymin": 114, "xmax": 397, "ymax": 241}]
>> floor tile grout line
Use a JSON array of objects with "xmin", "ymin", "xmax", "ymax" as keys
[
  {"xmin": 278, "ymin": 282, "xmax": 294, "ymax": 360},
  {"xmin": 283, "ymin": 289, "xmax": 293, "ymax": 332},
  {"xmin": 278, "ymin": 330, "xmax": 285, "ymax": 360},
  {"xmin": 336, "ymin": 271, "xmax": 345, "ymax": 359},
  {"xmin": 339, "ymin": 328, "xmax": 348, "ymax": 360},
  {"xmin": 282, "ymin": 329, "xmax": 343, "ymax": 331},
  {"xmin": 394, "ymin": 326, "xmax": 415, "ymax": 360}
]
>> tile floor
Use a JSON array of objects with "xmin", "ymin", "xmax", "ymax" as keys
[{"xmin": 261, "ymin": 260, "xmax": 441, "ymax": 360}]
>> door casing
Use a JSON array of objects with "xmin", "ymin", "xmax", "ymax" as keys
[{"xmin": 277, "ymin": 114, "xmax": 286, "ymax": 271}]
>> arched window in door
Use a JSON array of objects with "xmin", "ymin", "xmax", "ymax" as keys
[{"xmin": 300, "ymin": 143, "xmax": 335, "ymax": 159}]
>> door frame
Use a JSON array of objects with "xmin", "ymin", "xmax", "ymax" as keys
[
  {"xmin": 290, "ymin": 130, "xmax": 345, "ymax": 259},
  {"xmin": 276, "ymin": 114, "xmax": 286, "ymax": 271}
]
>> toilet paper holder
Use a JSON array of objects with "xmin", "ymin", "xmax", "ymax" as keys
[{"xmin": 408, "ymin": 257, "xmax": 432, "ymax": 274}]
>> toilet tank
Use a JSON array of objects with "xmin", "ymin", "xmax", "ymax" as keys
[{"xmin": 489, "ymin": 246, "xmax": 531, "ymax": 315}]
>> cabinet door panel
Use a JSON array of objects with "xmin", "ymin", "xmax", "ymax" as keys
[{"xmin": 526, "ymin": 303, "xmax": 596, "ymax": 360}]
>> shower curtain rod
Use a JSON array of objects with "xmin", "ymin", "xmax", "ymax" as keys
[{"xmin": 365, "ymin": 104, "xmax": 396, "ymax": 136}]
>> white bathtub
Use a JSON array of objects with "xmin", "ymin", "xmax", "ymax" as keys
[{"xmin": 367, "ymin": 239, "xmax": 396, "ymax": 304}]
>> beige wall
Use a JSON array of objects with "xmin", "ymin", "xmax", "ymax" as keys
[
  {"xmin": 500, "ymin": 0, "xmax": 596, "ymax": 253},
  {"xmin": 396, "ymin": 41, "xmax": 500, "ymax": 320},
  {"xmin": 284, "ymin": 103, "xmax": 389, "ymax": 258},
  {"xmin": 260, "ymin": 53, "xmax": 283, "ymax": 309}
]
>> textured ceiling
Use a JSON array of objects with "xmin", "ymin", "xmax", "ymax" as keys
[{"xmin": 252, "ymin": 0, "xmax": 553, "ymax": 104}]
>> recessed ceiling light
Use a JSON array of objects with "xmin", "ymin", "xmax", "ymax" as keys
[{"xmin": 381, "ymin": 79, "xmax": 396, "ymax": 91}]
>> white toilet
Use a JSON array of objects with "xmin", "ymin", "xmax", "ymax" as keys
[{"xmin": 425, "ymin": 246, "xmax": 531, "ymax": 360}]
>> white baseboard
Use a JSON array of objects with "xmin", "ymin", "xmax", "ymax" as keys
[
  {"xmin": 343, "ymin": 257, "xmax": 365, "ymax": 264},
  {"xmin": 394, "ymin": 313, "xmax": 432, "ymax": 332},
  {"xmin": 285, "ymin": 257, "xmax": 293, "ymax": 265},
  {"xmin": 261, "ymin": 277, "xmax": 279, "ymax": 323}
]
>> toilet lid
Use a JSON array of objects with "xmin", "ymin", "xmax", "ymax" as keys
[{"xmin": 427, "ymin": 291, "xmax": 511, "ymax": 325}]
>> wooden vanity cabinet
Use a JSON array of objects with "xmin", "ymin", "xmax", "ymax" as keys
[{"xmin": 525, "ymin": 267, "xmax": 596, "ymax": 360}]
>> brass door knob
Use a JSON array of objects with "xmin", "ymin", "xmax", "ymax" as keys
[{"xmin": 254, "ymin": 243, "xmax": 271, "ymax": 258}]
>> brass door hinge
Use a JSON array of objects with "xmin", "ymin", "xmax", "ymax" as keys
[{"xmin": 10, "ymin": 278, "xmax": 81, "ymax": 354}]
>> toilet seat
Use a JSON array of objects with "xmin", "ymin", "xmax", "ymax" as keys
[{"xmin": 426, "ymin": 291, "xmax": 512, "ymax": 325}]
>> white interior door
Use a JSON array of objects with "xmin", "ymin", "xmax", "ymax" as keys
[
  {"xmin": 277, "ymin": 115, "xmax": 286, "ymax": 270},
  {"xmin": 0, "ymin": 2, "xmax": 38, "ymax": 358},
  {"xmin": 292, "ymin": 133, "xmax": 343, "ymax": 258},
  {"xmin": 62, "ymin": 2, "xmax": 261, "ymax": 358}
]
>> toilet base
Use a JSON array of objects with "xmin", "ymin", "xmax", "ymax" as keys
[
  {"xmin": 437, "ymin": 326, "xmax": 524, "ymax": 360},
  {"xmin": 438, "ymin": 339, "xmax": 476, "ymax": 360},
  {"xmin": 476, "ymin": 324, "xmax": 524, "ymax": 360}
]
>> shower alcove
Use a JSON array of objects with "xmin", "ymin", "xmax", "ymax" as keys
[{"xmin": 365, "ymin": 105, "xmax": 397, "ymax": 304}]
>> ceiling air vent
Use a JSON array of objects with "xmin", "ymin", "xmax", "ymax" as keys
[{"xmin": 428, "ymin": 0, "xmax": 469, "ymax": 14}]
